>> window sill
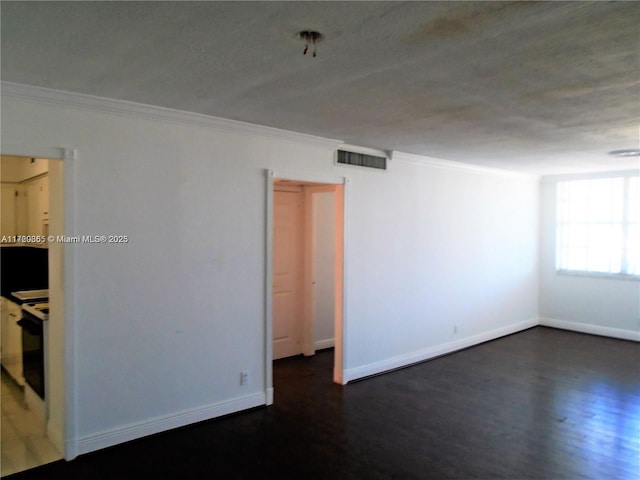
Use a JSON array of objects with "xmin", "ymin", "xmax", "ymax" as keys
[{"xmin": 556, "ymin": 270, "xmax": 640, "ymax": 281}]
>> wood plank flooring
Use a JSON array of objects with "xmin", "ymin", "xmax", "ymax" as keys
[
  {"xmin": 1, "ymin": 370, "xmax": 63, "ymax": 476},
  {"xmin": 5, "ymin": 326, "xmax": 640, "ymax": 479}
]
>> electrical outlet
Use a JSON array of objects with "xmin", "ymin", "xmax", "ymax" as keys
[{"xmin": 240, "ymin": 371, "xmax": 248, "ymax": 386}]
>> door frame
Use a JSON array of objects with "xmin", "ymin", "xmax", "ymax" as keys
[
  {"xmin": 265, "ymin": 169, "xmax": 349, "ymax": 403},
  {"xmin": 1, "ymin": 144, "xmax": 78, "ymax": 460}
]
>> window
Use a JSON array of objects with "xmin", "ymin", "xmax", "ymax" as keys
[{"xmin": 556, "ymin": 175, "xmax": 639, "ymax": 277}]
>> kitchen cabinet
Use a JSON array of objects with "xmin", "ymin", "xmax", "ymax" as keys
[
  {"xmin": 1, "ymin": 296, "xmax": 25, "ymax": 385},
  {"xmin": 2, "ymin": 156, "xmax": 49, "ymax": 242},
  {"xmin": 27, "ymin": 175, "xmax": 49, "ymax": 238},
  {"xmin": 1, "ymin": 184, "xmax": 29, "ymax": 241},
  {"xmin": 1, "ymin": 185, "xmax": 18, "ymax": 238}
]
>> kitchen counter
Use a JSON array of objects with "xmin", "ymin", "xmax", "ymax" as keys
[{"xmin": 8, "ymin": 289, "xmax": 49, "ymax": 305}]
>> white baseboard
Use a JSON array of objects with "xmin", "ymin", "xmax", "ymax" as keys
[
  {"xmin": 314, "ymin": 338, "xmax": 335, "ymax": 351},
  {"xmin": 76, "ymin": 391, "xmax": 266, "ymax": 456},
  {"xmin": 343, "ymin": 318, "xmax": 538, "ymax": 383},
  {"xmin": 72, "ymin": 317, "xmax": 637, "ymax": 457},
  {"xmin": 539, "ymin": 317, "xmax": 640, "ymax": 342}
]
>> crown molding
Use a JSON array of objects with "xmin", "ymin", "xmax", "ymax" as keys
[
  {"xmin": 391, "ymin": 150, "xmax": 538, "ymax": 179},
  {"xmin": 1, "ymin": 82, "xmax": 343, "ymax": 149}
]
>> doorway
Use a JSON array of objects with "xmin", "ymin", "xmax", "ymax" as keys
[
  {"xmin": 267, "ymin": 171, "xmax": 346, "ymax": 395},
  {"xmin": 0, "ymin": 153, "xmax": 66, "ymax": 475}
]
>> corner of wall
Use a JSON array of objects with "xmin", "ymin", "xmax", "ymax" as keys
[
  {"xmin": 344, "ymin": 318, "xmax": 539, "ymax": 383},
  {"xmin": 539, "ymin": 317, "xmax": 640, "ymax": 342}
]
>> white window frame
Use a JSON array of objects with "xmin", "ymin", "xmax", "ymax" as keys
[{"xmin": 555, "ymin": 172, "xmax": 639, "ymax": 280}]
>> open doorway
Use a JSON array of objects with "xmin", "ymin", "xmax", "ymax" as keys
[
  {"xmin": 0, "ymin": 154, "xmax": 65, "ymax": 475},
  {"xmin": 267, "ymin": 171, "xmax": 346, "ymax": 399}
]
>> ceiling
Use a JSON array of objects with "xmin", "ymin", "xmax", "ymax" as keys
[{"xmin": 1, "ymin": 1, "xmax": 638, "ymax": 175}]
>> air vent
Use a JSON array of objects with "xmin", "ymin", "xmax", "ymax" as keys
[{"xmin": 336, "ymin": 149, "xmax": 387, "ymax": 170}]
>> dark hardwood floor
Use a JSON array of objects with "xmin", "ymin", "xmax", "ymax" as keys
[{"xmin": 6, "ymin": 326, "xmax": 640, "ymax": 479}]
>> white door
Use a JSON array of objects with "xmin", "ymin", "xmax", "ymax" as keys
[
  {"xmin": 311, "ymin": 191, "xmax": 335, "ymax": 350},
  {"xmin": 273, "ymin": 188, "xmax": 304, "ymax": 360}
]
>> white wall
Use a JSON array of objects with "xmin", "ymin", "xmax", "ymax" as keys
[
  {"xmin": 1, "ymin": 84, "xmax": 540, "ymax": 457},
  {"xmin": 342, "ymin": 154, "xmax": 540, "ymax": 380},
  {"xmin": 539, "ymin": 178, "xmax": 640, "ymax": 340}
]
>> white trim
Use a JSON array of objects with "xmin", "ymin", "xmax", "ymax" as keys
[
  {"xmin": 264, "ymin": 170, "xmax": 274, "ymax": 406},
  {"xmin": 539, "ymin": 317, "xmax": 640, "ymax": 342},
  {"xmin": 314, "ymin": 338, "xmax": 335, "ymax": 351},
  {"xmin": 0, "ymin": 144, "xmax": 72, "ymax": 162},
  {"xmin": 343, "ymin": 319, "xmax": 538, "ymax": 383},
  {"xmin": 1, "ymin": 82, "xmax": 342, "ymax": 150},
  {"xmin": 62, "ymin": 147, "xmax": 78, "ymax": 461},
  {"xmin": 273, "ymin": 170, "xmax": 346, "ymax": 186},
  {"xmin": 335, "ymin": 178, "xmax": 350, "ymax": 385},
  {"xmin": 391, "ymin": 150, "xmax": 538, "ymax": 179},
  {"xmin": 77, "ymin": 392, "xmax": 266, "ymax": 456}
]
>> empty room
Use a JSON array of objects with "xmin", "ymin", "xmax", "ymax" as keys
[{"xmin": 0, "ymin": 2, "xmax": 638, "ymax": 479}]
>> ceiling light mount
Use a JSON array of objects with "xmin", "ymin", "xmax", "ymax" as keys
[{"xmin": 298, "ymin": 30, "xmax": 322, "ymax": 57}]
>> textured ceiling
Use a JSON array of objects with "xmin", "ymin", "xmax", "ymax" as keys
[{"xmin": 1, "ymin": 1, "xmax": 639, "ymax": 174}]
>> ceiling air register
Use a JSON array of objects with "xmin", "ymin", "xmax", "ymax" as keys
[{"xmin": 336, "ymin": 149, "xmax": 388, "ymax": 170}]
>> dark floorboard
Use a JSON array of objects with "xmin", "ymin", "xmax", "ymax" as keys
[{"xmin": 6, "ymin": 326, "xmax": 640, "ymax": 479}]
